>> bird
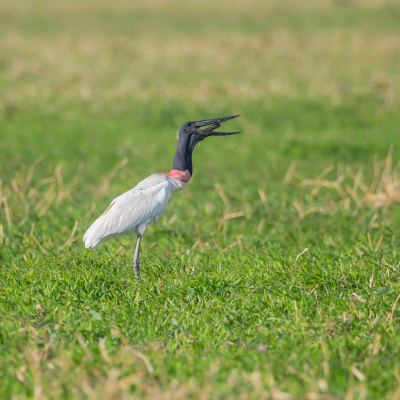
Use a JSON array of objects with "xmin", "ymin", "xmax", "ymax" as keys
[{"xmin": 83, "ymin": 115, "xmax": 240, "ymax": 277}]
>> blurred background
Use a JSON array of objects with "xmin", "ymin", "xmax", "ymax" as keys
[{"xmin": 1, "ymin": 0, "xmax": 400, "ymax": 250}]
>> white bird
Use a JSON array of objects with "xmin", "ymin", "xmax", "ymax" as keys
[{"xmin": 83, "ymin": 116, "xmax": 240, "ymax": 277}]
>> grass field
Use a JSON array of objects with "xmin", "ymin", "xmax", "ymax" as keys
[{"xmin": 2, "ymin": 0, "xmax": 400, "ymax": 398}]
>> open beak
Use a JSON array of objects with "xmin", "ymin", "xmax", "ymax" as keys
[{"xmin": 194, "ymin": 115, "xmax": 241, "ymax": 136}]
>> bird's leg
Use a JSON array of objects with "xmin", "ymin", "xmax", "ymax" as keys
[{"xmin": 132, "ymin": 234, "xmax": 142, "ymax": 278}]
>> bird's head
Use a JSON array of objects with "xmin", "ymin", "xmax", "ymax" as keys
[{"xmin": 177, "ymin": 115, "xmax": 241, "ymax": 150}]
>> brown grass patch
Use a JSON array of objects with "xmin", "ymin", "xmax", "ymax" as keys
[{"xmin": 288, "ymin": 148, "xmax": 400, "ymax": 213}]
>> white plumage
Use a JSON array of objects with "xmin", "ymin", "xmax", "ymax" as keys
[{"xmin": 83, "ymin": 174, "xmax": 186, "ymax": 250}]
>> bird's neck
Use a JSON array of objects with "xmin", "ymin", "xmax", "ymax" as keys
[
  {"xmin": 163, "ymin": 135, "xmax": 193, "ymax": 182},
  {"xmin": 160, "ymin": 169, "xmax": 191, "ymax": 183}
]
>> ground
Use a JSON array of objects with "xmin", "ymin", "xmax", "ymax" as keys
[{"xmin": 1, "ymin": 0, "xmax": 400, "ymax": 398}]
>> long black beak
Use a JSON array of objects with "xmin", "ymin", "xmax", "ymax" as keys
[{"xmin": 194, "ymin": 115, "xmax": 241, "ymax": 136}]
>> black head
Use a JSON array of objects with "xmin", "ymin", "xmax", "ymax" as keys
[{"xmin": 177, "ymin": 115, "xmax": 241, "ymax": 150}]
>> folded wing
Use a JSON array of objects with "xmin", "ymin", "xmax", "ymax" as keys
[{"xmin": 83, "ymin": 175, "xmax": 173, "ymax": 249}]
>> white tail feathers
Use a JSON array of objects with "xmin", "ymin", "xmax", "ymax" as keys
[
  {"xmin": 83, "ymin": 218, "xmax": 103, "ymax": 249},
  {"xmin": 83, "ymin": 214, "xmax": 126, "ymax": 249}
]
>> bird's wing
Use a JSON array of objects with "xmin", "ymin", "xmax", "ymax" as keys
[{"xmin": 83, "ymin": 175, "xmax": 173, "ymax": 249}]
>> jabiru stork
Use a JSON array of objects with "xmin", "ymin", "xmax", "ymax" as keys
[{"xmin": 83, "ymin": 115, "xmax": 240, "ymax": 277}]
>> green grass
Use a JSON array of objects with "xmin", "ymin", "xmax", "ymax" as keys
[{"xmin": 1, "ymin": 0, "xmax": 400, "ymax": 398}]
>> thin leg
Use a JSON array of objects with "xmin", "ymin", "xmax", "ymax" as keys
[{"xmin": 132, "ymin": 234, "xmax": 142, "ymax": 278}]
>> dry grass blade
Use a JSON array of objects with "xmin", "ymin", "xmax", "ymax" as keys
[
  {"xmin": 295, "ymin": 248, "xmax": 308, "ymax": 261},
  {"xmin": 99, "ymin": 158, "xmax": 129, "ymax": 195},
  {"xmin": 389, "ymin": 293, "xmax": 400, "ymax": 326},
  {"xmin": 215, "ymin": 183, "xmax": 231, "ymax": 212},
  {"xmin": 224, "ymin": 211, "xmax": 245, "ymax": 220},
  {"xmin": 2, "ymin": 197, "xmax": 12, "ymax": 228},
  {"xmin": 294, "ymin": 150, "xmax": 400, "ymax": 210},
  {"xmin": 351, "ymin": 367, "xmax": 365, "ymax": 382},
  {"xmin": 61, "ymin": 220, "xmax": 79, "ymax": 248},
  {"xmin": 258, "ymin": 188, "xmax": 270, "ymax": 216},
  {"xmin": 364, "ymin": 148, "xmax": 400, "ymax": 208},
  {"xmin": 30, "ymin": 234, "xmax": 49, "ymax": 255},
  {"xmin": 283, "ymin": 161, "xmax": 297, "ymax": 185},
  {"xmin": 293, "ymin": 199, "xmax": 325, "ymax": 219},
  {"xmin": 130, "ymin": 349, "xmax": 154, "ymax": 374}
]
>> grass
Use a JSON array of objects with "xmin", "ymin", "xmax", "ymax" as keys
[{"xmin": 1, "ymin": 0, "xmax": 400, "ymax": 398}]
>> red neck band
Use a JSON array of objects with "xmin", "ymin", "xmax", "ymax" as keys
[{"xmin": 159, "ymin": 169, "xmax": 192, "ymax": 183}]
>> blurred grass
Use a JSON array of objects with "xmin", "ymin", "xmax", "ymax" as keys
[{"xmin": 1, "ymin": 0, "xmax": 400, "ymax": 399}]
